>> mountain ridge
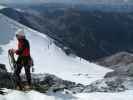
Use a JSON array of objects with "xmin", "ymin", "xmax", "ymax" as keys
[{"xmin": 1, "ymin": 7, "xmax": 133, "ymax": 61}]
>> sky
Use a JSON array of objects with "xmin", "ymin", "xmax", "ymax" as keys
[{"xmin": 0, "ymin": 0, "xmax": 132, "ymax": 4}]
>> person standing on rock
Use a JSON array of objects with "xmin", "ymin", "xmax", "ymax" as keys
[{"xmin": 9, "ymin": 29, "xmax": 33, "ymax": 90}]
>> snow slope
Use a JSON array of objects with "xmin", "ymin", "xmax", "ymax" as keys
[
  {"xmin": 0, "ymin": 13, "xmax": 112, "ymax": 85},
  {"xmin": 0, "ymin": 89, "xmax": 133, "ymax": 100},
  {"xmin": 0, "ymin": 5, "xmax": 6, "ymax": 10}
]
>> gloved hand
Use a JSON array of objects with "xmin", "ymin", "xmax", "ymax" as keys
[
  {"xmin": 11, "ymin": 48, "xmax": 16, "ymax": 54},
  {"xmin": 8, "ymin": 49, "xmax": 16, "ymax": 54}
]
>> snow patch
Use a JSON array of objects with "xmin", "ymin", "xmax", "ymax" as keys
[
  {"xmin": 0, "ymin": 5, "xmax": 6, "ymax": 10},
  {"xmin": 76, "ymin": 90, "xmax": 133, "ymax": 100},
  {"xmin": 0, "ymin": 89, "xmax": 133, "ymax": 100}
]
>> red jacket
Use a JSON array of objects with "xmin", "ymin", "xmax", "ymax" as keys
[{"xmin": 15, "ymin": 38, "xmax": 30, "ymax": 57}]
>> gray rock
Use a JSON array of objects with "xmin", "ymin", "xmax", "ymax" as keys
[
  {"xmin": 0, "ymin": 64, "xmax": 7, "ymax": 72},
  {"xmin": 0, "ymin": 64, "xmax": 86, "ymax": 93},
  {"xmin": 93, "ymin": 52, "xmax": 133, "ymax": 92},
  {"xmin": 96, "ymin": 52, "xmax": 133, "ymax": 69},
  {"xmin": 83, "ymin": 77, "xmax": 127, "ymax": 92},
  {"xmin": 105, "ymin": 63, "xmax": 133, "ymax": 78}
]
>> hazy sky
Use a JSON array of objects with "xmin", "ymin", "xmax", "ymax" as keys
[{"xmin": 0, "ymin": 0, "xmax": 132, "ymax": 4}]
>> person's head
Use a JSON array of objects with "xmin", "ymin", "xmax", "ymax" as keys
[{"xmin": 15, "ymin": 29, "xmax": 25, "ymax": 40}]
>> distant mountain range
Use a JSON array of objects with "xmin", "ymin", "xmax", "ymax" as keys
[
  {"xmin": 1, "ymin": 4, "xmax": 133, "ymax": 61},
  {"xmin": 3, "ymin": 3, "xmax": 133, "ymax": 12}
]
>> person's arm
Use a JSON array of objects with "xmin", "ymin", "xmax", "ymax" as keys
[{"xmin": 15, "ymin": 48, "xmax": 24, "ymax": 55}]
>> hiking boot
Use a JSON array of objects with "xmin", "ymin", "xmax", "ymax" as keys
[
  {"xmin": 16, "ymin": 86, "xmax": 21, "ymax": 90},
  {"xmin": 24, "ymin": 85, "xmax": 32, "ymax": 91}
]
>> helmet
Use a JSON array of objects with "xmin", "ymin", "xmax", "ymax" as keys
[{"xmin": 15, "ymin": 29, "xmax": 25, "ymax": 37}]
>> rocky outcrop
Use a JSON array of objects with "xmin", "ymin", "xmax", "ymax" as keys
[
  {"xmin": 90, "ymin": 52, "xmax": 133, "ymax": 92},
  {"xmin": 1, "ymin": 62, "xmax": 133, "ymax": 93},
  {"xmin": 96, "ymin": 51, "xmax": 133, "ymax": 78},
  {"xmin": 97, "ymin": 52, "xmax": 133, "ymax": 69},
  {"xmin": 0, "ymin": 63, "xmax": 85, "ymax": 93},
  {"xmin": 83, "ymin": 77, "xmax": 131, "ymax": 92},
  {"xmin": 105, "ymin": 63, "xmax": 133, "ymax": 78},
  {"xmin": 0, "ymin": 64, "xmax": 7, "ymax": 72}
]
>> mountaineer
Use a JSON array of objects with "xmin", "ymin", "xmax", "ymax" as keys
[{"xmin": 9, "ymin": 29, "xmax": 33, "ymax": 90}]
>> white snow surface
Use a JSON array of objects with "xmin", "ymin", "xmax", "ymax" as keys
[
  {"xmin": 0, "ymin": 5, "xmax": 6, "ymax": 10},
  {"xmin": 0, "ymin": 89, "xmax": 133, "ymax": 100}
]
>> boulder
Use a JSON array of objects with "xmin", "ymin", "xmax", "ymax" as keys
[
  {"xmin": 0, "ymin": 64, "xmax": 7, "ymax": 72},
  {"xmin": 83, "ymin": 76, "xmax": 133, "ymax": 92},
  {"xmin": 0, "ymin": 64, "xmax": 85, "ymax": 93}
]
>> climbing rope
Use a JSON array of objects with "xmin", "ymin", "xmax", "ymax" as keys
[
  {"xmin": 8, "ymin": 49, "xmax": 16, "ymax": 72},
  {"xmin": 8, "ymin": 49, "xmax": 16, "ymax": 89}
]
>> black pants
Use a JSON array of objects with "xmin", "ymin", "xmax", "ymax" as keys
[{"xmin": 14, "ymin": 64, "xmax": 31, "ymax": 87}]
